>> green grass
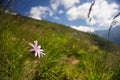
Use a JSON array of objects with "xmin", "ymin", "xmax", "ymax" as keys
[{"xmin": 0, "ymin": 13, "xmax": 120, "ymax": 80}]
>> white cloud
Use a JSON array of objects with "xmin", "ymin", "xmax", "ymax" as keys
[
  {"xmin": 61, "ymin": 0, "xmax": 80, "ymax": 9},
  {"xmin": 54, "ymin": 16, "xmax": 60, "ymax": 20},
  {"xmin": 59, "ymin": 10, "xmax": 64, "ymax": 14},
  {"xmin": 50, "ymin": 0, "xmax": 60, "ymax": 11},
  {"xmin": 5, "ymin": 10, "xmax": 17, "ymax": 15},
  {"xmin": 71, "ymin": 25, "xmax": 95, "ymax": 32},
  {"xmin": 66, "ymin": 3, "xmax": 91, "ymax": 20},
  {"xmin": 29, "ymin": 6, "xmax": 53, "ymax": 20},
  {"xmin": 91, "ymin": 0, "xmax": 119, "ymax": 27},
  {"xmin": 48, "ymin": 8, "xmax": 54, "ymax": 17},
  {"xmin": 50, "ymin": 0, "xmax": 80, "ymax": 11},
  {"xmin": 67, "ymin": 0, "xmax": 119, "ymax": 27}
]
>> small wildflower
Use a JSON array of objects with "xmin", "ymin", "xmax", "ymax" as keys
[{"xmin": 29, "ymin": 40, "xmax": 45, "ymax": 58}]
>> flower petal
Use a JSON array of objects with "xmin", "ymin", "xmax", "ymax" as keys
[
  {"xmin": 38, "ymin": 53, "xmax": 40, "ymax": 57},
  {"xmin": 41, "ymin": 52, "xmax": 45, "ymax": 55},
  {"xmin": 38, "ymin": 45, "xmax": 41, "ymax": 49},
  {"xmin": 29, "ymin": 43, "xmax": 34, "ymax": 48},
  {"xmin": 40, "ymin": 49, "xmax": 44, "ymax": 52},
  {"xmin": 34, "ymin": 40, "xmax": 38, "ymax": 47},
  {"xmin": 29, "ymin": 49, "xmax": 35, "ymax": 52},
  {"xmin": 35, "ymin": 52, "xmax": 38, "ymax": 57},
  {"xmin": 37, "ymin": 51, "xmax": 41, "ymax": 57}
]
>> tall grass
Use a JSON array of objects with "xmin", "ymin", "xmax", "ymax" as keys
[
  {"xmin": 87, "ymin": 2, "xmax": 120, "ymax": 80},
  {"xmin": 108, "ymin": 13, "xmax": 120, "ymax": 41}
]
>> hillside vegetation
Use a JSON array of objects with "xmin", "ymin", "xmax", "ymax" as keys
[{"xmin": 0, "ymin": 13, "xmax": 120, "ymax": 80}]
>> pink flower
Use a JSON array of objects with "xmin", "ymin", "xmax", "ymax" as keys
[{"xmin": 29, "ymin": 40, "xmax": 45, "ymax": 57}]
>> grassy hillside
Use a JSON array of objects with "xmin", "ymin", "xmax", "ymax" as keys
[{"xmin": 0, "ymin": 13, "xmax": 120, "ymax": 80}]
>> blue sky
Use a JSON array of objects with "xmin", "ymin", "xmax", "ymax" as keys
[{"xmin": 7, "ymin": 0, "xmax": 120, "ymax": 32}]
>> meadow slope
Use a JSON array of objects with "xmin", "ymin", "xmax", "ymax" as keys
[{"xmin": 0, "ymin": 13, "xmax": 120, "ymax": 80}]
